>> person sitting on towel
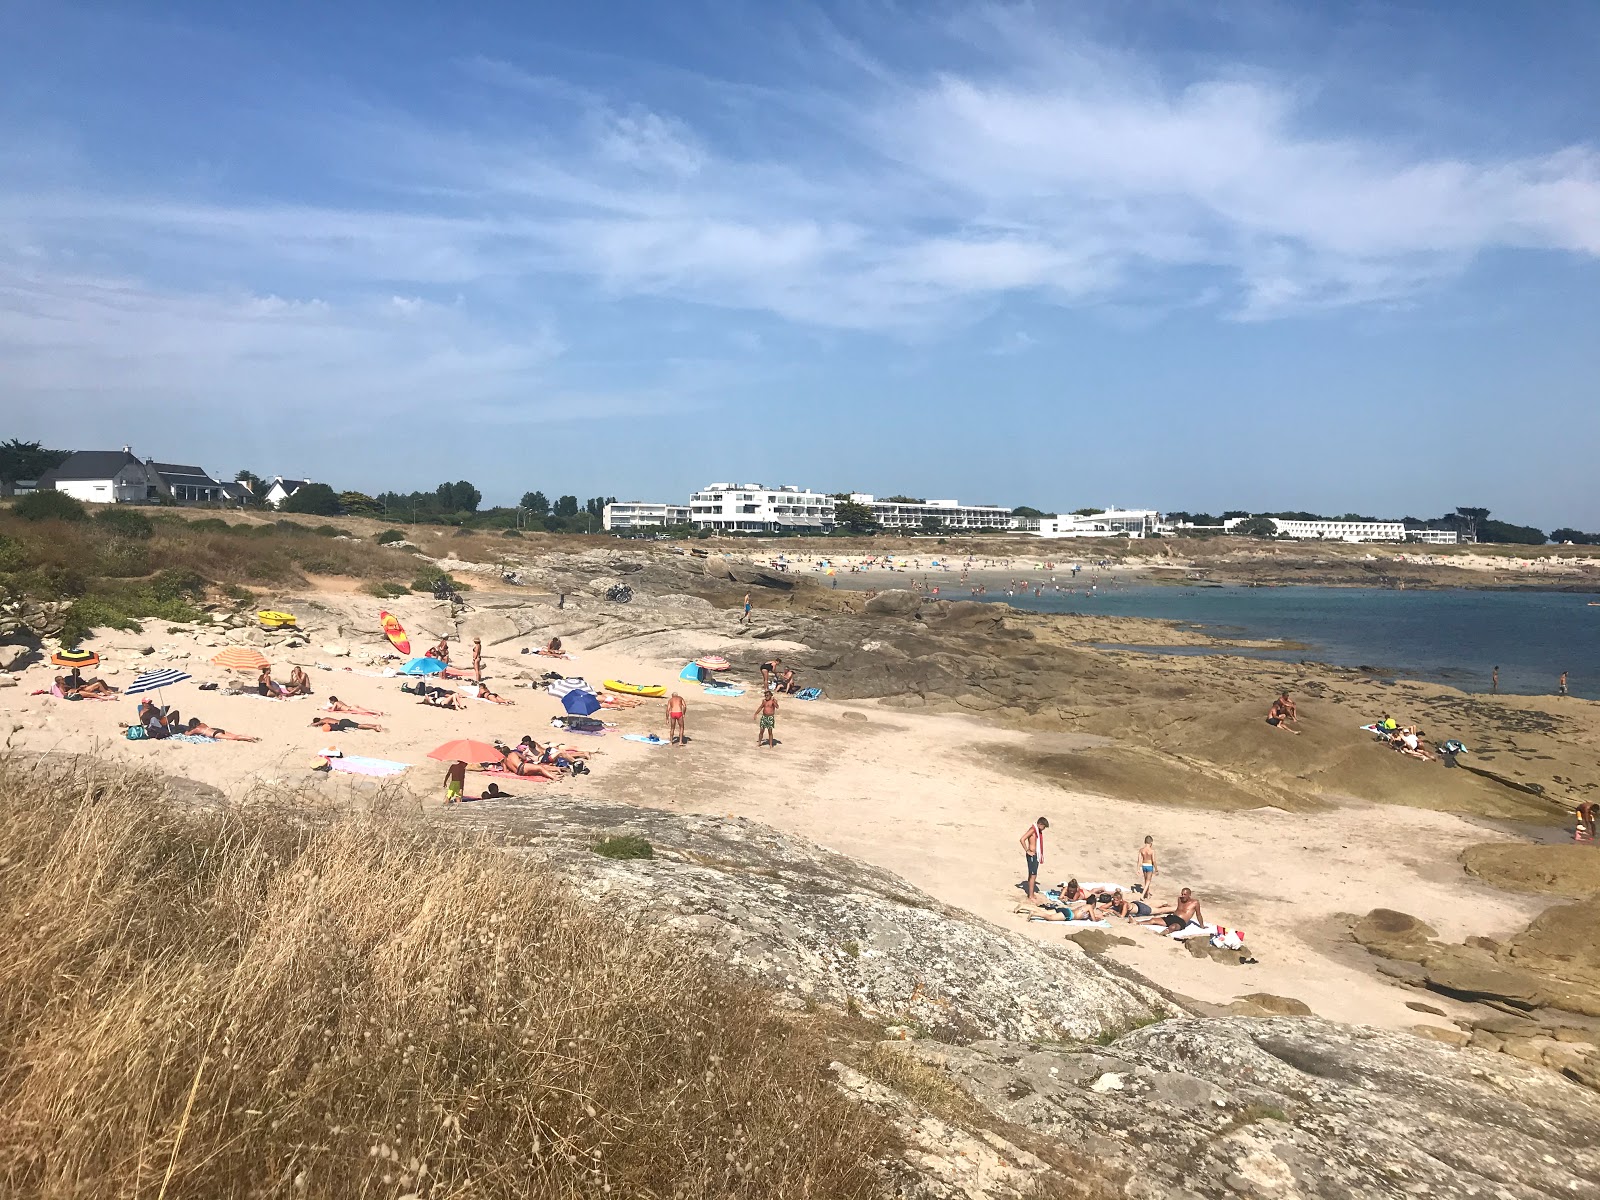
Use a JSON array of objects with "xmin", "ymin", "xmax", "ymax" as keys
[
  {"xmin": 777, "ymin": 666, "xmax": 799, "ymax": 694},
  {"xmin": 284, "ymin": 665, "xmax": 313, "ymax": 696},
  {"xmin": 60, "ymin": 667, "xmax": 117, "ymax": 698},
  {"xmin": 138, "ymin": 698, "xmax": 176, "ymax": 739},
  {"xmin": 1140, "ymin": 888, "xmax": 1204, "ymax": 934}
]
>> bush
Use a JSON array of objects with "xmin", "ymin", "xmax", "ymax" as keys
[
  {"xmin": 593, "ymin": 834, "xmax": 654, "ymax": 860},
  {"xmin": 93, "ymin": 539, "xmax": 151, "ymax": 578},
  {"xmin": 363, "ymin": 581, "xmax": 409, "ymax": 599},
  {"xmin": 188, "ymin": 517, "xmax": 233, "ymax": 532},
  {"xmin": 0, "ymin": 758, "xmax": 886, "ymax": 1199},
  {"xmin": 12, "ymin": 490, "xmax": 87, "ymax": 522},
  {"xmin": 313, "ymin": 524, "xmax": 342, "ymax": 537},
  {"xmin": 94, "ymin": 508, "xmax": 154, "ymax": 540},
  {"xmin": 410, "ymin": 566, "xmax": 468, "ymax": 593},
  {"xmin": 502, "ymin": 528, "xmax": 523, "ymax": 538},
  {"xmin": 279, "ymin": 481, "xmax": 342, "ymax": 516},
  {"xmin": 376, "ymin": 529, "xmax": 407, "ymax": 545},
  {"xmin": 273, "ymin": 520, "xmax": 311, "ymax": 536}
]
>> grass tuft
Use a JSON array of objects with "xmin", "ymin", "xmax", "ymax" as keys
[{"xmin": 592, "ymin": 834, "xmax": 654, "ymax": 860}]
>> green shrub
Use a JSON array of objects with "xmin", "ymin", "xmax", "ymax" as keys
[
  {"xmin": 313, "ymin": 524, "xmax": 342, "ymax": 537},
  {"xmin": 188, "ymin": 517, "xmax": 233, "ymax": 532},
  {"xmin": 93, "ymin": 540, "xmax": 151, "ymax": 578},
  {"xmin": 363, "ymin": 581, "xmax": 409, "ymax": 599},
  {"xmin": 411, "ymin": 566, "xmax": 467, "ymax": 593},
  {"xmin": 502, "ymin": 528, "xmax": 523, "ymax": 538},
  {"xmin": 273, "ymin": 520, "xmax": 311, "ymax": 536},
  {"xmin": 0, "ymin": 534, "xmax": 24, "ymax": 572},
  {"xmin": 13, "ymin": 491, "xmax": 88, "ymax": 522},
  {"xmin": 593, "ymin": 834, "xmax": 654, "ymax": 860},
  {"xmin": 94, "ymin": 508, "xmax": 154, "ymax": 540},
  {"xmin": 376, "ymin": 529, "xmax": 407, "ymax": 545}
]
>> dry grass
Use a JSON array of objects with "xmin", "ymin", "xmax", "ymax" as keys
[{"xmin": 0, "ymin": 755, "xmax": 888, "ymax": 1199}]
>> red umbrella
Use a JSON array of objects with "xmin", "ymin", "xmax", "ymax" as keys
[{"xmin": 426, "ymin": 739, "xmax": 504, "ymax": 765}]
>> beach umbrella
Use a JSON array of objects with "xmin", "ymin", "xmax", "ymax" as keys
[
  {"xmin": 546, "ymin": 677, "xmax": 597, "ymax": 698},
  {"xmin": 50, "ymin": 648, "xmax": 99, "ymax": 668},
  {"xmin": 694, "ymin": 655, "xmax": 730, "ymax": 671},
  {"xmin": 401, "ymin": 657, "xmax": 448, "ymax": 676},
  {"xmin": 561, "ymin": 689, "xmax": 601, "ymax": 717},
  {"xmin": 426, "ymin": 738, "xmax": 504, "ymax": 765},
  {"xmin": 125, "ymin": 668, "xmax": 192, "ymax": 698},
  {"xmin": 211, "ymin": 646, "xmax": 270, "ymax": 671}
]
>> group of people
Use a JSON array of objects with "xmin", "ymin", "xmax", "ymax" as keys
[
  {"xmin": 442, "ymin": 734, "xmax": 596, "ymax": 802},
  {"xmin": 258, "ymin": 663, "xmax": 311, "ymax": 698},
  {"xmin": 136, "ymin": 698, "xmax": 258, "ymax": 742},
  {"xmin": 1019, "ymin": 822, "xmax": 1214, "ymax": 937},
  {"xmin": 54, "ymin": 666, "xmax": 117, "ymax": 699}
]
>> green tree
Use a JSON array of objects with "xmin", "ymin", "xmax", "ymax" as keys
[
  {"xmin": 832, "ymin": 500, "xmax": 878, "ymax": 534},
  {"xmin": 1551, "ymin": 528, "xmax": 1599, "ymax": 545},
  {"xmin": 1011, "ymin": 505, "xmax": 1049, "ymax": 520},
  {"xmin": 919, "ymin": 515, "xmax": 943, "ymax": 533},
  {"xmin": 554, "ymin": 495, "xmax": 579, "ymax": 518},
  {"xmin": 1072, "ymin": 507, "xmax": 1104, "ymax": 517},
  {"xmin": 584, "ymin": 495, "xmax": 617, "ymax": 519},
  {"xmin": 0, "ymin": 439, "xmax": 70, "ymax": 484},
  {"xmin": 281, "ymin": 483, "xmax": 343, "ymax": 516},
  {"xmin": 885, "ymin": 495, "xmax": 925, "ymax": 504},
  {"xmin": 520, "ymin": 490, "xmax": 550, "ymax": 516},
  {"xmin": 436, "ymin": 480, "xmax": 482, "ymax": 514},
  {"xmin": 338, "ymin": 491, "xmax": 382, "ymax": 517},
  {"xmin": 1231, "ymin": 516, "xmax": 1279, "ymax": 538}
]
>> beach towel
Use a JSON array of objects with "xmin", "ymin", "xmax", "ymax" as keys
[
  {"xmin": 702, "ymin": 685, "xmax": 745, "ymax": 697},
  {"xmin": 166, "ymin": 734, "xmax": 218, "ymax": 744},
  {"xmin": 792, "ymin": 687, "xmax": 822, "ymax": 701},
  {"xmin": 623, "ymin": 733, "xmax": 669, "ymax": 746},
  {"xmin": 326, "ymin": 755, "xmax": 410, "ymax": 778},
  {"xmin": 1028, "ymin": 917, "xmax": 1111, "ymax": 928}
]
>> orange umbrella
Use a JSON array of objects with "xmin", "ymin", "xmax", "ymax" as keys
[
  {"xmin": 51, "ymin": 648, "xmax": 100, "ymax": 668},
  {"xmin": 426, "ymin": 739, "xmax": 504, "ymax": 764},
  {"xmin": 211, "ymin": 647, "xmax": 270, "ymax": 671}
]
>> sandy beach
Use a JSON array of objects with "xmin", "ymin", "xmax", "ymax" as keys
[{"xmin": 7, "ymin": 571, "xmax": 1583, "ymax": 1037}]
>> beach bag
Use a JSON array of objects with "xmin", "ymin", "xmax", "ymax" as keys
[{"xmin": 124, "ymin": 723, "xmax": 148, "ymax": 741}]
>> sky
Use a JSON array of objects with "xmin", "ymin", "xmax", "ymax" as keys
[{"xmin": 2, "ymin": 1, "xmax": 1598, "ymax": 527}]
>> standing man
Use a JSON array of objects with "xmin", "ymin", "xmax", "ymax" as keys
[
  {"xmin": 1491, "ymin": 666, "xmax": 1499, "ymax": 693},
  {"xmin": 443, "ymin": 758, "xmax": 466, "ymax": 806},
  {"xmin": 667, "ymin": 691, "xmax": 687, "ymax": 746},
  {"xmin": 472, "ymin": 637, "xmax": 483, "ymax": 684},
  {"xmin": 739, "ymin": 592, "xmax": 753, "ymax": 625},
  {"xmin": 1559, "ymin": 671, "xmax": 1569, "ymax": 697},
  {"xmin": 754, "ymin": 689, "xmax": 779, "ymax": 748},
  {"xmin": 1020, "ymin": 817, "xmax": 1049, "ymax": 903}
]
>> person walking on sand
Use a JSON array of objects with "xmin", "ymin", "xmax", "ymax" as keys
[
  {"xmin": 1491, "ymin": 666, "xmax": 1499, "ymax": 693},
  {"xmin": 667, "ymin": 691, "xmax": 687, "ymax": 746},
  {"xmin": 1020, "ymin": 817, "xmax": 1049, "ymax": 903},
  {"xmin": 472, "ymin": 637, "xmax": 483, "ymax": 683},
  {"xmin": 739, "ymin": 592, "xmax": 753, "ymax": 625},
  {"xmin": 1136, "ymin": 835, "xmax": 1158, "ymax": 904},
  {"xmin": 443, "ymin": 759, "xmax": 466, "ymax": 806},
  {"xmin": 754, "ymin": 690, "xmax": 779, "ymax": 748},
  {"xmin": 1559, "ymin": 671, "xmax": 1568, "ymax": 697}
]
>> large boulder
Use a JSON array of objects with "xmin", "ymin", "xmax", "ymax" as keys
[{"xmin": 863, "ymin": 590, "xmax": 922, "ymax": 617}]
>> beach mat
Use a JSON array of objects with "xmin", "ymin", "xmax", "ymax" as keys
[
  {"xmin": 328, "ymin": 755, "xmax": 409, "ymax": 777},
  {"xmin": 622, "ymin": 734, "xmax": 669, "ymax": 746}
]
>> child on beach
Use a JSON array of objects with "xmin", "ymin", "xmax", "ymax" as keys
[
  {"xmin": 443, "ymin": 759, "xmax": 466, "ymax": 806},
  {"xmin": 1137, "ymin": 835, "xmax": 1158, "ymax": 904}
]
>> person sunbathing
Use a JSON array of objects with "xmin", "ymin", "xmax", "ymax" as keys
[
  {"xmin": 480, "ymin": 782, "xmax": 513, "ymax": 800},
  {"xmin": 536, "ymin": 637, "xmax": 567, "ymax": 657},
  {"xmin": 519, "ymin": 735, "xmax": 592, "ymax": 773},
  {"xmin": 183, "ymin": 718, "xmax": 259, "ymax": 742},
  {"xmin": 1393, "ymin": 727, "xmax": 1433, "ymax": 760},
  {"xmin": 258, "ymin": 665, "xmax": 287, "ymax": 698},
  {"xmin": 1141, "ymin": 887, "xmax": 1205, "ymax": 934},
  {"xmin": 1059, "ymin": 879, "xmax": 1103, "ymax": 920},
  {"xmin": 500, "ymin": 747, "xmax": 565, "ymax": 780},
  {"xmin": 777, "ymin": 666, "xmax": 798, "ymax": 694},
  {"xmin": 309, "ymin": 714, "xmax": 383, "ymax": 732},
  {"xmin": 284, "ymin": 665, "xmax": 313, "ymax": 696},
  {"xmin": 420, "ymin": 691, "xmax": 467, "ymax": 710},
  {"xmin": 1104, "ymin": 890, "xmax": 1152, "ymax": 921},
  {"xmin": 60, "ymin": 668, "xmax": 118, "ymax": 698},
  {"xmin": 323, "ymin": 695, "xmax": 384, "ymax": 716},
  {"xmin": 459, "ymin": 682, "xmax": 514, "ymax": 705}
]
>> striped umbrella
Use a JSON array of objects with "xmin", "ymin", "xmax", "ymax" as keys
[
  {"xmin": 211, "ymin": 647, "xmax": 270, "ymax": 671},
  {"xmin": 125, "ymin": 668, "xmax": 193, "ymax": 696}
]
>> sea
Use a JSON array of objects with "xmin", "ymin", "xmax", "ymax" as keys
[{"xmin": 832, "ymin": 572, "xmax": 1600, "ymax": 700}]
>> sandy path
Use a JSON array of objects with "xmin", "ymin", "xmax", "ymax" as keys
[{"xmin": 4, "ymin": 615, "xmax": 1544, "ymax": 1033}]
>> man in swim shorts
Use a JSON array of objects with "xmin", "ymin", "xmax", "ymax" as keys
[
  {"xmin": 1266, "ymin": 693, "xmax": 1299, "ymax": 734},
  {"xmin": 1137, "ymin": 835, "xmax": 1158, "ymax": 904},
  {"xmin": 443, "ymin": 759, "xmax": 466, "ymax": 806},
  {"xmin": 667, "ymin": 691, "xmax": 687, "ymax": 745},
  {"xmin": 754, "ymin": 691, "xmax": 779, "ymax": 748},
  {"xmin": 1019, "ymin": 817, "xmax": 1049, "ymax": 903}
]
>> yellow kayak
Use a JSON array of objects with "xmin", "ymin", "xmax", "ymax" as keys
[
  {"xmin": 258, "ymin": 610, "xmax": 297, "ymax": 629},
  {"xmin": 604, "ymin": 680, "xmax": 666, "ymax": 698}
]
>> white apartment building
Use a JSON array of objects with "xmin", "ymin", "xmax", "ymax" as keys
[
  {"xmin": 602, "ymin": 501, "xmax": 692, "ymax": 531},
  {"xmin": 689, "ymin": 483, "xmax": 835, "ymax": 533},
  {"xmin": 1033, "ymin": 508, "xmax": 1160, "ymax": 538},
  {"xmin": 849, "ymin": 494, "xmax": 1012, "ymax": 532},
  {"xmin": 1221, "ymin": 517, "xmax": 1458, "ymax": 543}
]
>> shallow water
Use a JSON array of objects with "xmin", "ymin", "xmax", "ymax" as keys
[{"xmin": 836, "ymin": 573, "xmax": 1600, "ymax": 699}]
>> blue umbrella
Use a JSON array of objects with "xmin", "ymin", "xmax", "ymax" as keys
[
  {"xmin": 561, "ymin": 689, "xmax": 601, "ymax": 717},
  {"xmin": 125, "ymin": 668, "xmax": 193, "ymax": 696},
  {"xmin": 401, "ymin": 657, "xmax": 448, "ymax": 676}
]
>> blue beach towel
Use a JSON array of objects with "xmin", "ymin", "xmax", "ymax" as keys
[
  {"xmin": 622, "ymin": 733, "xmax": 669, "ymax": 746},
  {"xmin": 793, "ymin": 687, "xmax": 822, "ymax": 701},
  {"xmin": 703, "ymin": 685, "xmax": 745, "ymax": 697}
]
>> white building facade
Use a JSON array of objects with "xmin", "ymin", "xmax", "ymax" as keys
[
  {"xmin": 849, "ymin": 494, "xmax": 1012, "ymax": 531},
  {"xmin": 602, "ymin": 501, "xmax": 692, "ymax": 531},
  {"xmin": 1222, "ymin": 518, "xmax": 1461, "ymax": 544},
  {"xmin": 689, "ymin": 484, "xmax": 835, "ymax": 533},
  {"xmin": 1032, "ymin": 509, "xmax": 1160, "ymax": 538}
]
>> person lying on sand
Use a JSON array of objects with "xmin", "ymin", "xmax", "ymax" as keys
[
  {"xmin": 323, "ymin": 696, "xmax": 384, "ymax": 716},
  {"xmin": 421, "ymin": 692, "xmax": 468, "ymax": 710},
  {"xmin": 60, "ymin": 668, "xmax": 118, "ymax": 698},
  {"xmin": 1104, "ymin": 889, "xmax": 1152, "ymax": 921},
  {"xmin": 480, "ymin": 782, "xmax": 513, "ymax": 800},
  {"xmin": 183, "ymin": 718, "xmax": 259, "ymax": 742},
  {"xmin": 309, "ymin": 714, "xmax": 383, "ymax": 732},
  {"xmin": 1391, "ymin": 727, "xmax": 1433, "ymax": 760},
  {"xmin": 1141, "ymin": 887, "xmax": 1204, "ymax": 935},
  {"xmin": 284, "ymin": 666, "xmax": 313, "ymax": 696},
  {"xmin": 460, "ymin": 682, "xmax": 514, "ymax": 705},
  {"xmin": 499, "ymin": 747, "xmax": 566, "ymax": 781},
  {"xmin": 518, "ymin": 735, "xmax": 592, "ymax": 774},
  {"xmin": 1059, "ymin": 879, "xmax": 1103, "ymax": 921},
  {"xmin": 1266, "ymin": 693, "xmax": 1299, "ymax": 733}
]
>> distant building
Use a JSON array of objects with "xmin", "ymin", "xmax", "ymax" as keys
[
  {"xmin": 1033, "ymin": 509, "xmax": 1161, "ymax": 538},
  {"xmin": 849, "ymin": 494, "xmax": 1012, "ymax": 532},
  {"xmin": 1221, "ymin": 518, "xmax": 1459, "ymax": 544},
  {"xmin": 689, "ymin": 484, "xmax": 835, "ymax": 533},
  {"xmin": 149, "ymin": 462, "xmax": 227, "ymax": 504},
  {"xmin": 1405, "ymin": 529, "xmax": 1462, "ymax": 545},
  {"xmin": 37, "ymin": 449, "xmax": 162, "ymax": 504},
  {"xmin": 603, "ymin": 501, "xmax": 692, "ymax": 531},
  {"xmin": 264, "ymin": 477, "xmax": 311, "ymax": 509}
]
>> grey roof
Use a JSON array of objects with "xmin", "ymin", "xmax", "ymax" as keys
[
  {"xmin": 43, "ymin": 450, "xmax": 144, "ymax": 481},
  {"xmin": 272, "ymin": 478, "xmax": 310, "ymax": 492},
  {"xmin": 151, "ymin": 462, "xmax": 222, "ymax": 487}
]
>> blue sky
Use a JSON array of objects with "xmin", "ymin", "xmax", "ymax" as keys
[{"xmin": 3, "ymin": 1, "xmax": 1598, "ymax": 526}]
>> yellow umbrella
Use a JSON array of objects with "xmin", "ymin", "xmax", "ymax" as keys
[{"xmin": 211, "ymin": 646, "xmax": 270, "ymax": 671}]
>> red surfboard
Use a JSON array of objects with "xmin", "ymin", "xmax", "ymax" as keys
[{"xmin": 379, "ymin": 610, "xmax": 411, "ymax": 656}]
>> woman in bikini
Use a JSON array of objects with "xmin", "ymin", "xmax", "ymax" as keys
[
  {"xmin": 500, "ymin": 746, "xmax": 565, "ymax": 781},
  {"xmin": 184, "ymin": 718, "xmax": 260, "ymax": 742}
]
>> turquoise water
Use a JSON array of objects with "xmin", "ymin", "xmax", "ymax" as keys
[{"xmin": 850, "ymin": 576, "xmax": 1599, "ymax": 699}]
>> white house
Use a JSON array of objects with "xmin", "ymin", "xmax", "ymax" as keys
[
  {"xmin": 1225, "ymin": 517, "xmax": 1405, "ymax": 542},
  {"xmin": 36, "ymin": 449, "xmax": 162, "ymax": 504},
  {"xmin": 689, "ymin": 483, "xmax": 835, "ymax": 533},
  {"xmin": 1033, "ymin": 508, "xmax": 1161, "ymax": 538},
  {"xmin": 264, "ymin": 477, "xmax": 310, "ymax": 509},
  {"xmin": 848, "ymin": 494, "xmax": 1012, "ymax": 532},
  {"xmin": 603, "ymin": 501, "xmax": 692, "ymax": 531}
]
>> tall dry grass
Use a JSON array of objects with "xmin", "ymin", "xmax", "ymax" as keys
[{"xmin": 0, "ymin": 756, "xmax": 887, "ymax": 1198}]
